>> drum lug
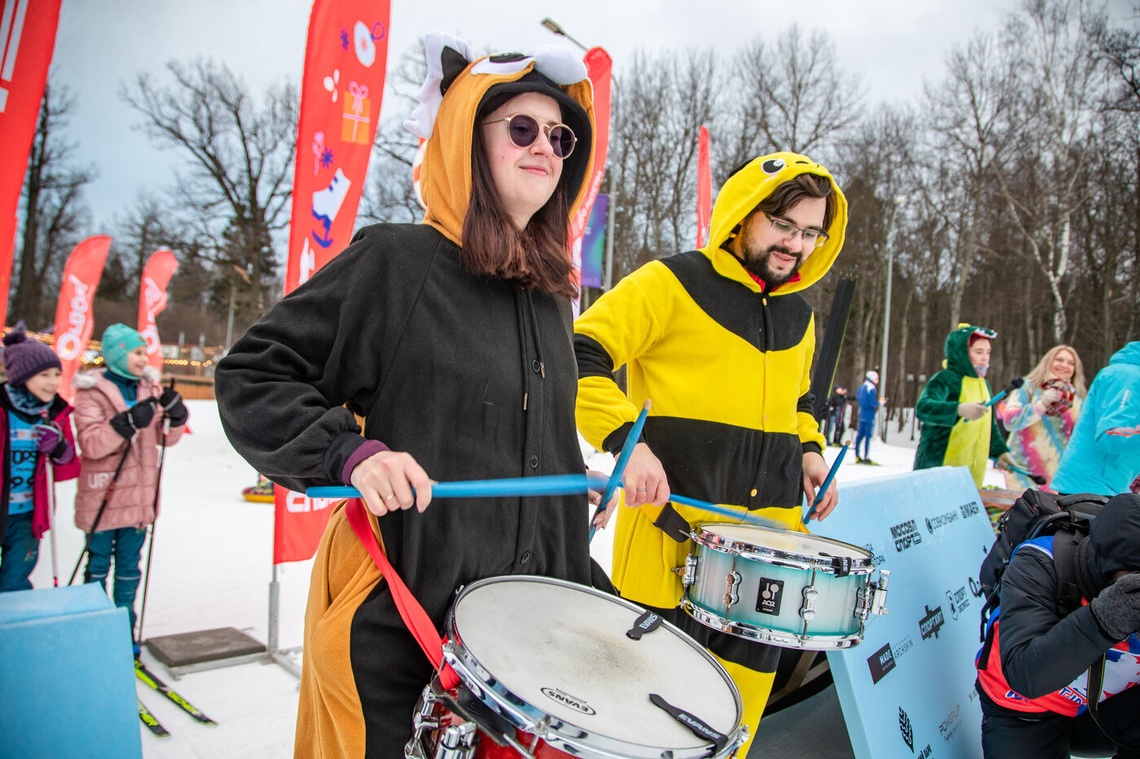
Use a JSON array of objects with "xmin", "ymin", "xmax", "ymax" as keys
[
  {"xmin": 434, "ymin": 721, "xmax": 478, "ymax": 759},
  {"xmin": 856, "ymin": 569, "xmax": 891, "ymax": 620},
  {"xmin": 677, "ymin": 554, "xmax": 698, "ymax": 587},
  {"xmin": 723, "ymin": 570, "xmax": 741, "ymax": 607},
  {"xmin": 800, "ymin": 585, "xmax": 819, "ymax": 621}
]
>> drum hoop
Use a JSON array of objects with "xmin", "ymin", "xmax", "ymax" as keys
[
  {"xmin": 444, "ymin": 575, "xmax": 747, "ymax": 759},
  {"xmin": 681, "ymin": 599, "xmax": 864, "ymax": 651},
  {"xmin": 693, "ymin": 524, "xmax": 874, "ymax": 573}
]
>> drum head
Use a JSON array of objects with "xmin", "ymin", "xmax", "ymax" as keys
[
  {"xmin": 699, "ymin": 523, "xmax": 871, "ymax": 568},
  {"xmin": 447, "ymin": 576, "xmax": 741, "ymax": 757}
]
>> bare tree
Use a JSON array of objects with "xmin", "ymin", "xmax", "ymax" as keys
[
  {"xmin": 992, "ymin": 0, "xmax": 1109, "ymax": 342},
  {"xmin": 121, "ymin": 59, "xmax": 297, "ymax": 315},
  {"xmin": 723, "ymin": 27, "xmax": 865, "ymax": 168},
  {"xmin": 11, "ymin": 84, "xmax": 94, "ymax": 328},
  {"xmin": 921, "ymin": 32, "xmax": 1017, "ymax": 329}
]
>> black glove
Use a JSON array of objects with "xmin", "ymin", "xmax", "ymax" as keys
[
  {"xmin": 158, "ymin": 387, "xmax": 188, "ymax": 427},
  {"xmin": 1090, "ymin": 572, "xmax": 1140, "ymax": 641},
  {"xmin": 109, "ymin": 400, "xmax": 157, "ymax": 440}
]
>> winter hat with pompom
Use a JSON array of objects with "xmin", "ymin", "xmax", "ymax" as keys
[{"xmin": 2, "ymin": 321, "xmax": 61, "ymax": 387}]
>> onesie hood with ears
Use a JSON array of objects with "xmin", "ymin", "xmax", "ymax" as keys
[
  {"xmin": 943, "ymin": 324, "xmax": 997, "ymax": 378},
  {"xmin": 404, "ymin": 32, "xmax": 596, "ymax": 245},
  {"xmin": 703, "ymin": 152, "xmax": 848, "ymax": 296}
]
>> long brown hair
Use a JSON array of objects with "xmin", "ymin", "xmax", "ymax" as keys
[
  {"xmin": 1025, "ymin": 344, "xmax": 1088, "ymax": 398},
  {"xmin": 460, "ymin": 113, "xmax": 577, "ymax": 300}
]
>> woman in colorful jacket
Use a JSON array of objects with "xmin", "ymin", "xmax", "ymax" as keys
[
  {"xmin": 997, "ymin": 345, "xmax": 1087, "ymax": 491},
  {"xmin": 73, "ymin": 324, "xmax": 187, "ymax": 639},
  {"xmin": 0, "ymin": 323, "xmax": 80, "ymax": 591},
  {"xmin": 914, "ymin": 324, "xmax": 1014, "ymax": 486}
]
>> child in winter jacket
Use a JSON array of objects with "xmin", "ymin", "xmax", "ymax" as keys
[
  {"xmin": 0, "ymin": 322, "xmax": 80, "ymax": 591},
  {"xmin": 914, "ymin": 324, "xmax": 1015, "ymax": 486},
  {"xmin": 73, "ymin": 323, "xmax": 188, "ymax": 644}
]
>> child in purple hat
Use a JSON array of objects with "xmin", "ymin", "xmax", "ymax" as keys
[{"xmin": 0, "ymin": 322, "xmax": 80, "ymax": 591}]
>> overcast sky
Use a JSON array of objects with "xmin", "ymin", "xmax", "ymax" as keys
[{"xmin": 49, "ymin": 0, "xmax": 1137, "ymax": 231}]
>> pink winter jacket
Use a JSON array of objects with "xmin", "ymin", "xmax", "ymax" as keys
[{"xmin": 72, "ymin": 367, "xmax": 185, "ymax": 533}]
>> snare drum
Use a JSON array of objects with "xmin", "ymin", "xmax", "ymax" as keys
[
  {"xmin": 406, "ymin": 576, "xmax": 746, "ymax": 759},
  {"xmin": 681, "ymin": 524, "xmax": 889, "ymax": 650}
]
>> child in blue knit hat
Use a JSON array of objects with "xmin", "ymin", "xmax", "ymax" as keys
[{"xmin": 0, "ymin": 322, "xmax": 80, "ymax": 591}]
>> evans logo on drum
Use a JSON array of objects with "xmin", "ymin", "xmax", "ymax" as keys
[
  {"xmin": 541, "ymin": 687, "xmax": 596, "ymax": 715},
  {"xmin": 755, "ymin": 578, "xmax": 784, "ymax": 615}
]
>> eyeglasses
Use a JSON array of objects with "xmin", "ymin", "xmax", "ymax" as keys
[
  {"xmin": 484, "ymin": 114, "xmax": 577, "ymax": 159},
  {"xmin": 763, "ymin": 213, "xmax": 830, "ymax": 249}
]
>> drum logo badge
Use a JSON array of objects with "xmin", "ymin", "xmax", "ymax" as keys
[
  {"xmin": 541, "ymin": 687, "xmax": 597, "ymax": 715},
  {"xmin": 755, "ymin": 578, "xmax": 784, "ymax": 615}
]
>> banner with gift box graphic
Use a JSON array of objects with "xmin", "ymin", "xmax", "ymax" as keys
[
  {"xmin": 341, "ymin": 82, "xmax": 371, "ymax": 144},
  {"xmin": 278, "ymin": 0, "xmax": 390, "ymax": 565}
]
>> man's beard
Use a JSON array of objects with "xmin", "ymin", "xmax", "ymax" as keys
[{"xmin": 741, "ymin": 242, "xmax": 803, "ymax": 288}]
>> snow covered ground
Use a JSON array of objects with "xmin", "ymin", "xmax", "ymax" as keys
[{"xmin": 26, "ymin": 402, "xmax": 1005, "ymax": 756}]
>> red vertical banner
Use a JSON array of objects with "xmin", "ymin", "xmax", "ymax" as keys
[
  {"xmin": 137, "ymin": 249, "xmax": 178, "ymax": 372},
  {"xmin": 284, "ymin": 0, "xmax": 390, "ymax": 295},
  {"xmin": 0, "ymin": 0, "xmax": 63, "ymax": 328},
  {"xmin": 52, "ymin": 235, "xmax": 110, "ymax": 397},
  {"xmin": 276, "ymin": 0, "xmax": 390, "ymax": 564},
  {"xmin": 569, "ymin": 47, "xmax": 611, "ymax": 315},
  {"xmin": 568, "ymin": 47, "xmax": 612, "ymax": 246},
  {"xmin": 696, "ymin": 124, "xmax": 711, "ymax": 248}
]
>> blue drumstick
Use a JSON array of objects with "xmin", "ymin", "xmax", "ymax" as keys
[
  {"xmin": 589, "ymin": 400, "xmax": 652, "ymax": 541},
  {"xmin": 803, "ymin": 443, "xmax": 848, "ymax": 524},
  {"xmin": 965, "ymin": 378, "xmax": 1024, "ymax": 422},
  {"xmin": 668, "ymin": 494, "xmax": 780, "ymax": 528},
  {"xmin": 306, "ymin": 472, "xmax": 608, "ymax": 501}
]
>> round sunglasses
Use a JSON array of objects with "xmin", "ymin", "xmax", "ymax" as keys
[{"xmin": 484, "ymin": 114, "xmax": 577, "ymax": 159}]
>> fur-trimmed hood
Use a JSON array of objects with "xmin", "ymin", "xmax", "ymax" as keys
[{"xmin": 72, "ymin": 365, "xmax": 161, "ymax": 391}]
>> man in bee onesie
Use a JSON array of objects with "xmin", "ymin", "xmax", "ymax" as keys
[{"xmin": 575, "ymin": 153, "xmax": 848, "ymax": 754}]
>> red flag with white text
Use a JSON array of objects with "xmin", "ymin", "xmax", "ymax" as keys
[
  {"xmin": 137, "ymin": 249, "xmax": 178, "ymax": 372},
  {"xmin": 696, "ymin": 125, "xmax": 711, "ymax": 248},
  {"xmin": 53, "ymin": 235, "xmax": 110, "ymax": 398},
  {"xmin": 275, "ymin": 0, "xmax": 390, "ymax": 564},
  {"xmin": 0, "ymin": 0, "xmax": 63, "ymax": 328}
]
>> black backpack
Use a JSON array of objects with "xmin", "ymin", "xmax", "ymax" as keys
[{"xmin": 977, "ymin": 489, "xmax": 1108, "ymax": 647}]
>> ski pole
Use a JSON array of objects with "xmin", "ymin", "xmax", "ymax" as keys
[
  {"xmin": 68, "ymin": 438, "xmax": 134, "ymax": 586},
  {"xmin": 137, "ymin": 386, "xmax": 173, "ymax": 647},
  {"xmin": 46, "ymin": 446, "xmax": 59, "ymax": 586}
]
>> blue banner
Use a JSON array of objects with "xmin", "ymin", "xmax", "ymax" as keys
[
  {"xmin": 581, "ymin": 194, "xmax": 607, "ymax": 289},
  {"xmin": 810, "ymin": 467, "xmax": 995, "ymax": 759}
]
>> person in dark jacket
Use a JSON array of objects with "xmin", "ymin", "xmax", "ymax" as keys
[
  {"xmin": 975, "ymin": 492, "xmax": 1140, "ymax": 758},
  {"xmin": 0, "ymin": 322, "xmax": 80, "ymax": 591},
  {"xmin": 215, "ymin": 34, "xmax": 603, "ymax": 759},
  {"xmin": 824, "ymin": 384, "xmax": 848, "ymax": 446}
]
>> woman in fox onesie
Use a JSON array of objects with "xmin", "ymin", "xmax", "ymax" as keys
[{"xmin": 215, "ymin": 33, "xmax": 600, "ymax": 758}]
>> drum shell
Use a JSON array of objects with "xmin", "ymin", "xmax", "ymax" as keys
[{"xmin": 684, "ymin": 523, "xmax": 875, "ymax": 650}]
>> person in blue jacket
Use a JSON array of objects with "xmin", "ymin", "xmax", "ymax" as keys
[
  {"xmin": 855, "ymin": 370, "xmax": 883, "ymax": 463},
  {"xmin": 1052, "ymin": 341, "xmax": 1140, "ymax": 496}
]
